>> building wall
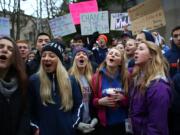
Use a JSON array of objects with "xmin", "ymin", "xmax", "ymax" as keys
[
  {"xmin": 161, "ymin": 0, "xmax": 180, "ymax": 41},
  {"xmin": 0, "ymin": 11, "xmax": 50, "ymax": 48}
]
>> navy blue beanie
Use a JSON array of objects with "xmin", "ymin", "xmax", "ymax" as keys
[
  {"xmin": 42, "ymin": 40, "xmax": 65, "ymax": 61},
  {"xmin": 142, "ymin": 31, "xmax": 155, "ymax": 43},
  {"xmin": 73, "ymin": 47, "xmax": 89, "ymax": 58}
]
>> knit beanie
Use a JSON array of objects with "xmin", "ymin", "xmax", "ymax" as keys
[
  {"xmin": 97, "ymin": 34, "xmax": 108, "ymax": 43},
  {"xmin": 41, "ymin": 40, "xmax": 65, "ymax": 61},
  {"xmin": 141, "ymin": 31, "xmax": 155, "ymax": 43},
  {"xmin": 73, "ymin": 47, "xmax": 89, "ymax": 58}
]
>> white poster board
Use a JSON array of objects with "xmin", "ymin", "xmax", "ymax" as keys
[
  {"xmin": 80, "ymin": 11, "xmax": 109, "ymax": 35},
  {"xmin": 0, "ymin": 17, "xmax": 10, "ymax": 37},
  {"xmin": 49, "ymin": 14, "xmax": 76, "ymax": 37},
  {"xmin": 110, "ymin": 13, "xmax": 130, "ymax": 31}
]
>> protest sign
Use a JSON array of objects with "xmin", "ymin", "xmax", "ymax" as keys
[
  {"xmin": 110, "ymin": 13, "xmax": 130, "ymax": 31},
  {"xmin": 0, "ymin": 17, "xmax": 10, "ymax": 37},
  {"xmin": 128, "ymin": 0, "xmax": 165, "ymax": 35},
  {"xmin": 80, "ymin": 11, "xmax": 109, "ymax": 35},
  {"xmin": 69, "ymin": 0, "xmax": 98, "ymax": 24},
  {"xmin": 49, "ymin": 14, "xmax": 76, "ymax": 37}
]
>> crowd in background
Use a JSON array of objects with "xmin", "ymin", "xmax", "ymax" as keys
[{"xmin": 0, "ymin": 25, "xmax": 180, "ymax": 135}]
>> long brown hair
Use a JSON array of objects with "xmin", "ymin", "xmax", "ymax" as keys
[{"xmin": 0, "ymin": 36, "xmax": 28, "ymax": 107}]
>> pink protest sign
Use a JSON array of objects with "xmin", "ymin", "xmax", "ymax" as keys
[{"xmin": 69, "ymin": 0, "xmax": 98, "ymax": 25}]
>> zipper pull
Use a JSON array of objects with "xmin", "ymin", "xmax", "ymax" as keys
[{"xmin": 52, "ymin": 74, "xmax": 56, "ymax": 95}]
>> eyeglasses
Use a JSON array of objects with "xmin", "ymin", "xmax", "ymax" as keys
[{"xmin": 173, "ymin": 34, "xmax": 180, "ymax": 38}]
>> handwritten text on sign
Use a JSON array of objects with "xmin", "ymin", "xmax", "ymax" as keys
[
  {"xmin": 110, "ymin": 13, "xmax": 130, "ymax": 31},
  {"xmin": 80, "ymin": 11, "xmax": 109, "ymax": 35},
  {"xmin": 49, "ymin": 14, "xmax": 76, "ymax": 37},
  {"xmin": 131, "ymin": 9, "xmax": 166, "ymax": 35}
]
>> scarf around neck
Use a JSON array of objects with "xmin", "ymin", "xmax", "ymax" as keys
[{"xmin": 0, "ymin": 78, "xmax": 18, "ymax": 97}]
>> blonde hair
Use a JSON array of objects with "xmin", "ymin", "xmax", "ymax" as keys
[
  {"xmin": 38, "ymin": 59, "xmax": 73, "ymax": 111},
  {"xmin": 69, "ymin": 56, "xmax": 93, "ymax": 91},
  {"xmin": 132, "ymin": 40, "xmax": 169, "ymax": 93},
  {"xmin": 98, "ymin": 47, "xmax": 129, "ymax": 94}
]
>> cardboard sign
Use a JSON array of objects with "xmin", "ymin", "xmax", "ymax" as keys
[
  {"xmin": 0, "ymin": 17, "xmax": 10, "ymax": 37},
  {"xmin": 80, "ymin": 11, "xmax": 109, "ymax": 35},
  {"xmin": 128, "ymin": 0, "xmax": 165, "ymax": 35},
  {"xmin": 49, "ymin": 14, "xmax": 76, "ymax": 37},
  {"xmin": 130, "ymin": 9, "xmax": 166, "ymax": 35},
  {"xmin": 110, "ymin": 13, "xmax": 130, "ymax": 31},
  {"xmin": 69, "ymin": 0, "xmax": 98, "ymax": 24}
]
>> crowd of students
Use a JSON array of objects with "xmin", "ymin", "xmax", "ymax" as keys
[{"xmin": 0, "ymin": 25, "xmax": 180, "ymax": 135}]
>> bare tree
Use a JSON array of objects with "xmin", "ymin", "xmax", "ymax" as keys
[{"xmin": 42, "ymin": 0, "xmax": 62, "ymax": 19}]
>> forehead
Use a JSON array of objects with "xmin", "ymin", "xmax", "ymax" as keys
[
  {"xmin": 37, "ymin": 35, "xmax": 50, "ymax": 40},
  {"xmin": 126, "ymin": 39, "xmax": 135, "ymax": 44},
  {"xmin": 117, "ymin": 44, "xmax": 124, "ymax": 47},
  {"xmin": 17, "ymin": 42, "xmax": 28, "ymax": 47},
  {"xmin": 109, "ymin": 48, "xmax": 120, "ymax": 54},
  {"xmin": 76, "ymin": 51, "xmax": 88, "ymax": 57},
  {"xmin": 0, "ymin": 39, "xmax": 13, "ymax": 47},
  {"xmin": 136, "ymin": 33, "xmax": 145, "ymax": 39},
  {"xmin": 42, "ymin": 51, "xmax": 56, "ymax": 55},
  {"xmin": 74, "ymin": 39, "xmax": 83, "ymax": 43},
  {"xmin": 138, "ymin": 43, "xmax": 148, "ymax": 48},
  {"xmin": 173, "ymin": 29, "xmax": 180, "ymax": 34}
]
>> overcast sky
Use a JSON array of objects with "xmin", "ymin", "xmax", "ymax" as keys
[
  {"xmin": 21, "ymin": 0, "xmax": 63, "ymax": 18},
  {"xmin": 21, "ymin": 0, "xmax": 37, "ymax": 17}
]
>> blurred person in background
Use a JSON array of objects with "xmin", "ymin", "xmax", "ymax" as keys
[
  {"xmin": 26, "ymin": 32, "xmax": 50, "ymax": 76},
  {"xmin": 125, "ymin": 39, "xmax": 137, "ymax": 68},
  {"xmin": 165, "ymin": 26, "xmax": 180, "ymax": 78},
  {"xmin": 16, "ymin": 40, "xmax": 30, "ymax": 62},
  {"xmin": 92, "ymin": 34, "xmax": 108, "ymax": 65}
]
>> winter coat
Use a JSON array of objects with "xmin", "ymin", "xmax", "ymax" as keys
[
  {"xmin": 0, "ymin": 86, "xmax": 30, "ymax": 135},
  {"xmin": 92, "ymin": 47, "xmax": 108, "ymax": 65},
  {"xmin": 29, "ymin": 74, "xmax": 82, "ymax": 135},
  {"xmin": 169, "ymin": 70, "xmax": 180, "ymax": 135},
  {"xmin": 129, "ymin": 78, "xmax": 171, "ymax": 135},
  {"xmin": 164, "ymin": 41, "xmax": 180, "ymax": 78},
  {"xmin": 26, "ymin": 52, "xmax": 41, "ymax": 76}
]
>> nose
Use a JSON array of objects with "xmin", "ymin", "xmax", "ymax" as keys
[
  {"xmin": 43, "ymin": 39, "xmax": 49, "ymax": 45},
  {"xmin": 1, "ymin": 46, "xmax": 8, "ymax": 53},
  {"xmin": 134, "ymin": 49, "xmax": 138, "ymax": 54},
  {"xmin": 178, "ymin": 35, "xmax": 180, "ymax": 40},
  {"xmin": 43, "ymin": 55, "xmax": 50, "ymax": 61}
]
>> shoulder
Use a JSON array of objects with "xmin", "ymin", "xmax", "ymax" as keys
[
  {"xmin": 92, "ymin": 72, "xmax": 102, "ymax": 82},
  {"xmin": 164, "ymin": 49, "xmax": 172, "ymax": 58},
  {"xmin": 69, "ymin": 75, "xmax": 80, "ymax": 89},
  {"xmin": 146, "ymin": 79, "xmax": 171, "ymax": 100},
  {"xmin": 29, "ymin": 74, "xmax": 40, "ymax": 87},
  {"xmin": 29, "ymin": 74, "xmax": 39, "ymax": 81},
  {"xmin": 69, "ymin": 75, "xmax": 78, "ymax": 84}
]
